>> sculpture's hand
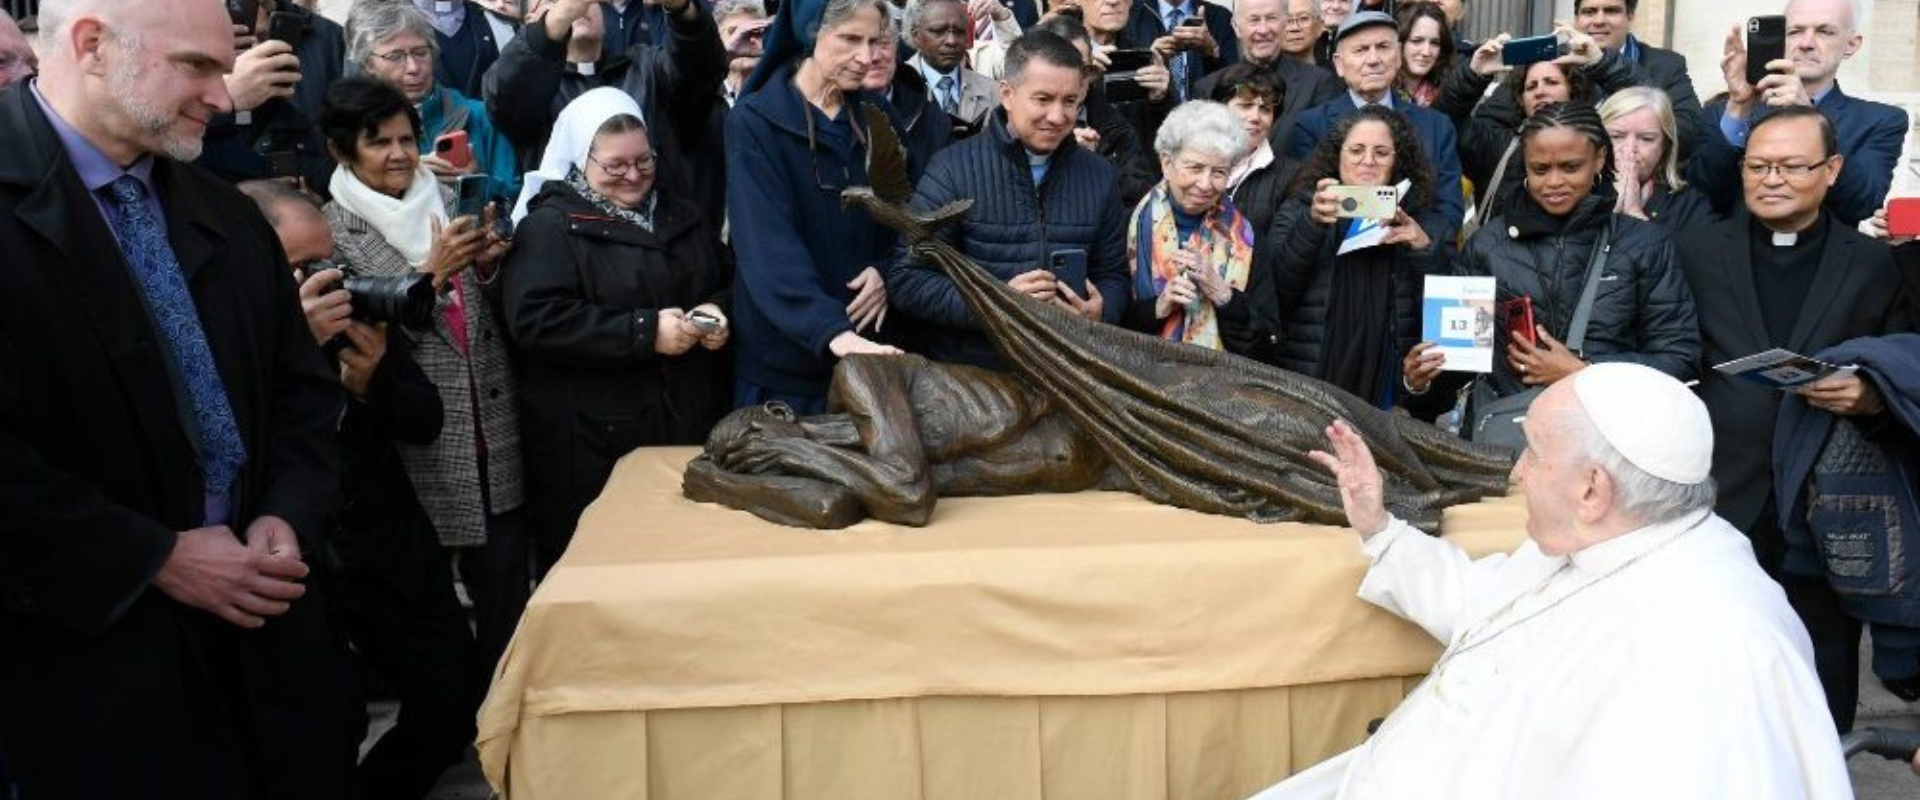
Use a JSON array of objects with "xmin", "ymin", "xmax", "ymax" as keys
[{"xmin": 1306, "ymin": 419, "xmax": 1389, "ymax": 538}]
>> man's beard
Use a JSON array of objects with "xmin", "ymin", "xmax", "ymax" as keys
[{"xmin": 108, "ymin": 37, "xmax": 204, "ymax": 162}]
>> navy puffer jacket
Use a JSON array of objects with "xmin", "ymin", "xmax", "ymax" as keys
[{"xmin": 887, "ymin": 108, "xmax": 1131, "ymax": 369}]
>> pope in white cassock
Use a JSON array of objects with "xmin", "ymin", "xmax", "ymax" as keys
[{"xmin": 1251, "ymin": 363, "xmax": 1853, "ymax": 800}]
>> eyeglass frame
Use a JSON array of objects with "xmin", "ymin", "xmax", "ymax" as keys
[
  {"xmin": 1342, "ymin": 144, "xmax": 1396, "ymax": 164},
  {"xmin": 587, "ymin": 151, "xmax": 659, "ymax": 179},
  {"xmin": 371, "ymin": 45, "xmax": 436, "ymax": 65},
  {"xmin": 1739, "ymin": 156, "xmax": 1837, "ymax": 181}
]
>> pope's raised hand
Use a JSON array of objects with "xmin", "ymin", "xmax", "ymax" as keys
[{"xmin": 1308, "ymin": 419, "xmax": 1389, "ymax": 537}]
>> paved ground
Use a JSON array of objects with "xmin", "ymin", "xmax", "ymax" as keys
[{"xmin": 384, "ymin": 640, "xmax": 1920, "ymax": 799}]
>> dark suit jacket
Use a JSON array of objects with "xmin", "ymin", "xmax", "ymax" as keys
[
  {"xmin": 1677, "ymin": 211, "xmax": 1915, "ymax": 534},
  {"xmin": 1121, "ymin": 0, "xmax": 1239, "ymax": 98},
  {"xmin": 0, "ymin": 84, "xmax": 350, "ymax": 798},
  {"xmin": 1195, "ymin": 57, "xmax": 1344, "ymax": 155},
  {"xmin": 1286, "ymin": 94, "xmax": 1466, "ymax": 244},
  {"xmin": 1686, "ymin": 86, "xmax": 1910, "ymax": 228}
]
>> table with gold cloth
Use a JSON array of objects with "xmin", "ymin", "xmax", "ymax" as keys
[{"xmin": 478, "ymin": 446, "xmax": 1528, "ymax": 800}]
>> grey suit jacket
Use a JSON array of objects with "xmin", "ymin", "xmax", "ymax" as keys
[
  {"xmin": 910, "ymin": 55, "xmax": 999, "ymax": 125},
  {"xmin": 324, "ymin": 200, "xmax": 526, "ymax": 547}
]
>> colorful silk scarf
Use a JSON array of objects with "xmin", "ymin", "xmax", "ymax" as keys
[{"xmin": 1126, "ymin": 184, "xmax": 1255, "ymax": 349}]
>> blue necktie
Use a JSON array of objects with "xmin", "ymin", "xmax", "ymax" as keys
[
  {"xmin": 105, "ymin": 176, "xmax": 248, "ymax": 504},
  {"xmin": 1166, "ymin": 7, "xmax": 1191, "ymax": 102}
]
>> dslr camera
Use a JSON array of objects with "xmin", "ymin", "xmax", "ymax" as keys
[{"xmin": 306, "ymin": 258, "xmax": 439, "ymax": 351}]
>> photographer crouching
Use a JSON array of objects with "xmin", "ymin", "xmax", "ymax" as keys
[{"xmin": 240, "ymin": 180, "xmax": 482, "ymax": 800}]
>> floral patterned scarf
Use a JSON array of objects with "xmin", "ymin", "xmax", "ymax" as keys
[{"xmin": 1126, "ymin": 184, "xmax": 1255, "ymax": 349}]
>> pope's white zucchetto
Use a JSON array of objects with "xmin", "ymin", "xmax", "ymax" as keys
[{"xmin": 1569, "ymin": 363, "xmax": 1714, "ymax": 485}]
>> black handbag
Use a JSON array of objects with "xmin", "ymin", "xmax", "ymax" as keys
[{"xmin": 1467, "ymin": 219, "xmax": 1613, "ymax": 447}]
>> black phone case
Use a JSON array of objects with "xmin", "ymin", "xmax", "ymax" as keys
[{"xmin": 1746, "ymin": 16, "xmax": 1787, "ymax": 88}]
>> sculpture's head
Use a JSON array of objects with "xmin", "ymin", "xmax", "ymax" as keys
[{"xmin": 706, "ymin": 402, "xmax": 806, "ymax": 459}]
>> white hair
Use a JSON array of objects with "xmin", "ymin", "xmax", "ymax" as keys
[
  {"xmin": 1565, "ymin": 402, "xmax": 1717, "ymax": 526},
  {"xmin": 1155, "ymin": 100, "xmax": 1249, "ymax": 163},
  {"xmin": 36, "ymin": 0, "xmax": 119, "ymax": 43},
  {"xmin": 347, "ymin": 0, "xmax": 439, "ymax": 69},
  {"xmin": 903, "ymin": 0, "xmax": 964, "ymax": 34},
  {"xmin": 713, "ymin": 0, "xmax": 768, "ymax": 22},
  {"xmin": 1786, "ymin": 0, "xmax": 1864, "ymax": 34}
]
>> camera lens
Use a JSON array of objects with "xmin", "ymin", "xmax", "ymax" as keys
[{"xmin": 343, "ymin": 273, "xmax": 438, "ymax": 330}]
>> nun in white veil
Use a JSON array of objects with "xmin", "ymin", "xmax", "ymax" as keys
[{"xmin": 499, "ymin": 87, "xmax": 735, "ymax": 575}]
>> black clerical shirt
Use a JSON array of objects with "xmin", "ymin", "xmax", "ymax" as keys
[{"xmin": 1749, "ymin": 214, "xmax": 1831, "ymax": 346}]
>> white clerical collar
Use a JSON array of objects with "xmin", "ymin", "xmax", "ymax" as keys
[
  {"xmin": 1567, "ymin": 510, "xmax": 1710, "ymax": 576},
  {"xmin": 1771, "ymin": 231, "xmax": 1799, "ymax": 247},
  {"xmin": 569, "ymin": 61, "xmax": 598, "ymax": 76},
  {"xmin": 1350, "ymin": 89, "xmax": 1394, "ymax": 110}
]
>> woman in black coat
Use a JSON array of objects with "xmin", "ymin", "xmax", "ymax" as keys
[
  {"xmin": 1264, "ymin": 105, "xmax": 1444, "ymax": 410},
  {"xmin": 503, "ymin": 89, "xmax": 731, "ymax": 573},
  {"xmin": 1410, "ymin": 102, "xmax": 1699, "ymax": 427},
  {"xmin": 1208, "ymin": 64, "xmax": 1302, "ymax": 363}
]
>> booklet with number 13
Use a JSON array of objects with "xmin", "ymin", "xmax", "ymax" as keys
[{"xmin": 1422, "ymin": 275, "xmax": 1497, "ymax": 373}]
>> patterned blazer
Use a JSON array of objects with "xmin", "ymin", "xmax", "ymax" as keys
[{"xmin": 323, "ymin": 201, "xmax": 525, "ymax": 547}]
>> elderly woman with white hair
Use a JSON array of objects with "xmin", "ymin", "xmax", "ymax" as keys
[
  {"xmin": 501, "ymin": 88, "xmax": 731, "ymax": 574},
  {"xmin": 1601, "ymin": 86, "xmax": 1717, "ymax": 232},
  {"xmin": 1123, "ymin": 100, "xmax": 1261, "ymax": 355},
  {"xmin": 348, "ymin": 0, "xmax": 520, "ymax": 198}
]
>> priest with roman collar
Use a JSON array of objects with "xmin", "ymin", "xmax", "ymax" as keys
[
  {"xmin": 1249, "ymin": 363, "xmax": 1851, "ymax": 800},
  {"xmin": 1676, "ymin": 105, "xmax": 1916, "ymax": 733}
]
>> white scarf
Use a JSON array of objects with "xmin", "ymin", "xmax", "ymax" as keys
[
  {"xmin": 1227, "ymin": 139, "xmax": 1275, "ymax": 193},
  {"xmin": 329, "ymin": 164, "xmax": 448, "ymax": 269},
  {"xmin": 512, "ymin": 87, "xmax": 647, "ymax": 224}
]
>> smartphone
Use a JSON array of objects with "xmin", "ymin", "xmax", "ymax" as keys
[
  {"xmin": 1055, "ymin": 4, "xmax": 1083, "ymax": 18},
  {"xmin": 688, "ymin": 309, "xmax": 725, "ymax": 334},
  {"xmin": 1501, "ymin": 32, "xmax": 1567, "ymax": 66},
  {"xmin": 266, "ymin": 10, "xmax": 306, "ymax": 46},
  {"xmin": 1105, "ymin": 48, "xmax": 1155, "ymax": 73},
  {"xmin": 1503, "ymin": 296, "xmax": 1537, "ymax": 348},
  {"xmin": 1179, "ymin": 15, "xmax": 1205, "ymax": 27},
  {"xmin": 434, "ymin": 131, "xmax": 473, "ymax": 171},
  {"xmin": 1888, "ymin": 197, "xmax": 1920, "ymax": 238},
  {"xmin": 1746, "ymin": 16, "xmax": 1787, "ymax": 88},
  {"xmin": 226, "ymin": 0, "xmax": 260, "ymax": 28},
  {"xmin": 453, "ymin": 175, "xmax": 491, "ymax": 219},
  {"xmin": 1047, "ymin": 249, "xmax": 1089, "ymax": 298},
  {"xmin": 1329, "ymin": 185, "xmax": 1398, "ymax": 219}
]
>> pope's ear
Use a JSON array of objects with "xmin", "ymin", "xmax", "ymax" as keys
[{"xmin": 1581, "ymin": 464, "xmax": 1615, "ymax": 524}]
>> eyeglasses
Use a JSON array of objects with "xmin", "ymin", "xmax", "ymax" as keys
[
  {"xmin": 1342, "ymin": 145, "xmax": 1395, "ymax": 163},
  {"xmin": 371, "ymin": 46, "xmax": 435, "ymax": 65},
  {"xmin": 589, "ymin": 152, "xmax": 658, "ymax": 178},
  {"xmin": 1740, "ymin": 157, "xmax": 1834, "ymax": 180},
  {"xmin": 1283, "ymin": 13, "xmax": 1317, "ymax": 27}
]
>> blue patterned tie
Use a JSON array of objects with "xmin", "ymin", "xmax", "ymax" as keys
[
  {"xmin": 104, "ymin": 176, "xmax": 248, "ymax": 502},
  {"xmin": 1166, "ymin": 7, "xmax": 1191, "ymax": 102}
]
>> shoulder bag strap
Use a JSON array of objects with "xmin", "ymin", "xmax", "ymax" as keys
[
  {"xmin": 1563, "ymin": 216, "xmax": 1613, "ymax": 355},
  {"xmin": 1462, "ymin": 137, "xmax": 1522, "ymax": 241}
]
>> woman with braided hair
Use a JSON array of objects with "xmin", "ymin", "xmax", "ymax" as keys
[{"xmin": 1406, "ymin": 101, "xmax": 1699, "ymax": 440}]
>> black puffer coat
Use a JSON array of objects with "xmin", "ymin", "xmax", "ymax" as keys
[
  {"xmin": 501, "ymin": 182, "xmax": 731, "ymax": 542},
  {"xmin": 1262, "ymin": 194, "xmax": 1442, "ymax": 403},
  {"xmin": 1460, "ymin": 192, "xmax": 1700, "ymax": 399}
]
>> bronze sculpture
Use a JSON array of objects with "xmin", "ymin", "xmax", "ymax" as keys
[{"xmin": 684, "ymin": 106, "xmax": 1515, "ymax": 532}]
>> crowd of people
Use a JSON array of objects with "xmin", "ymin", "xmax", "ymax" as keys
[{"xmin": 0, "ymin": 0, "xmax": 1917, "ymax": 796}]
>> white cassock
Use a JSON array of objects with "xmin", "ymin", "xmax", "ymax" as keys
[{"xmin": 1251, "ymin": 509, "xmax": 1852, "ymax": 800}]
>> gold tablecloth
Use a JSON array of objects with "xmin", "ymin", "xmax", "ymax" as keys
[{"xmin": 478, "ymin": 447, "xmax": 1528, "ymax": 799}]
